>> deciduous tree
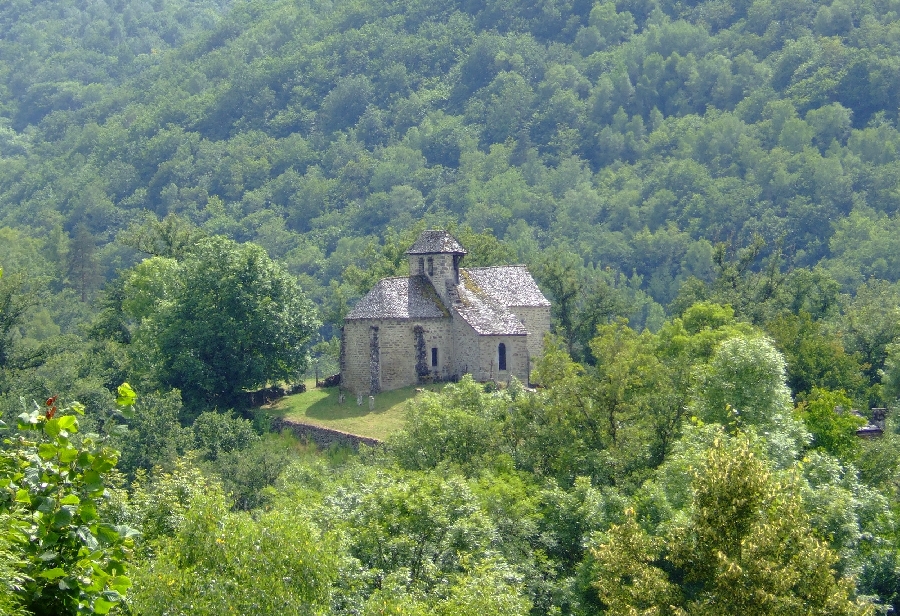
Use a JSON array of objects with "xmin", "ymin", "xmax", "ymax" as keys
[
  {"xmin": 131, "ymin": 236, "xmax": 318, "ymax": 411},
  {"xmin": 590, "ymin": 435, "xmax": 875, "ymax": 616}
]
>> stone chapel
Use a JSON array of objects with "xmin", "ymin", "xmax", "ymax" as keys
[{"xmin": 340, "ymin": 230, "xmax": 551, "ymax": 395}]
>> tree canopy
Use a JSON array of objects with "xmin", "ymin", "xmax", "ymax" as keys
[{"xmin": 126, "ymin": 236, "xmax": 318, "ymax": 409}]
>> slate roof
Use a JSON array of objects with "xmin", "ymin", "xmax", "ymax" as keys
[
  {"xmin": 346, "ymin": 275, "xmax": 449, "ymax": 320},
  {"xmin": 462, "ymin": 266, "xmax": 551, "ymax": 308},
  {"xmin": 454, "ymin": 273, "xmax": 528, "ymax": 335},
  {"xmin": 347, "ymin": 237, "xmax": 549, "ymax": 337},
  {"xmin": 406, "ymin": 230, "xmax": 467, "ymax": 255}
]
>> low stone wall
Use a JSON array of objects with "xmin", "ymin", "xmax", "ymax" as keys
[{"xmin": 271, "ymin": 417, "xmax": 382, "ymax": 449}]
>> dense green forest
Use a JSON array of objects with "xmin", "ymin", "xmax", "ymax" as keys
[{"xmin": 3, "ymin": 0, "xmax": 900, "ymax": 612}]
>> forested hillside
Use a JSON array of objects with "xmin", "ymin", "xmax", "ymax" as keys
[
  {"xmin": 3, "ymin": 0, "xmax": 900, "ymax": 310},
  {"xmin": 2, "ymin": 0, "xmax": 900, "ymax": 613}
]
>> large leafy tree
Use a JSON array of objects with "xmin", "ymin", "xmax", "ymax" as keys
[
  {"xmin": 692, "ymin": 334, "xmax": 809, "ymax": 466},
  {"xmin": 591, "ymin": 435, "xmax": 874, "ymax": 616},
  {"xmin": 132, "ymin": 236, "xmax": 318, "ymax": 410}
]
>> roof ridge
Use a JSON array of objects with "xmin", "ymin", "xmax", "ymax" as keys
[{"xmin": 463, "ymin": 264, "xmax": 528, "ymax": 270}]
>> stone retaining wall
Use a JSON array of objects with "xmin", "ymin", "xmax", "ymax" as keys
[{"xmin": 271, "ymin": 417, "xmax": 382, "ymax": 449}]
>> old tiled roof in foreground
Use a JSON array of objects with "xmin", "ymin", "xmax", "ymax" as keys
[
  {"xmin": 462, "ymin": 266, "xmax": 551, "ymax": 308},
  {"xmin": 454, "ymin": 271, "xmax": 528, "ymax": 335},
  {"xmin": 405, "ymin": 230, "xmax": 467, "ymax": 255},
  {"xmin": 346, "ymin": 275, "xmax": 449, "ymax": 320}
]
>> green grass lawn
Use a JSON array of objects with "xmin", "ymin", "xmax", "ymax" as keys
[{"xmin": 268, "ymin": 380, "xmax": 447, "ymax": 441}]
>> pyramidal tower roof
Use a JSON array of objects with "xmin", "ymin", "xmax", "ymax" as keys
[{"xmin": 405, "ymin": 230, "xmax": 467, "ymax": 255}]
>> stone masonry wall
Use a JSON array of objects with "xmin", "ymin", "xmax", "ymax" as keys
[
  {"xmin": 378, "ymin": 318, "xmax": 453, "ymax": 390},
  {"xmin": 369, "ymin": 325, "xmax": 381, "ymax": 394},
  {"xmin": 342, "ymin": 320, "xmax": 373, "ymax": 394},
  {"xmin": 451, "ymin": 316, "xmax": 528, "ymax": 383},
  {"xmin": 342, "ymin": 317, "xmax": 453, "ymax": 394},
  {"xmin": 421, "ymin": 319, "xmax": 455, "ymax": 382},
  {"xmin": 475, "ymin": 334, "xmax": 528, "ymax": 383},
  {"xmin": 409, "ymin": 255, "xmax": 424, "ymax": 276},
  {"xmin": 271, "ymin": 417, "xmax": 381, "ymax": 449},
  {"xmin": 377, "ymin": 319, "xmax": 417, "ymax": 391},
  {"xmin": 453, "ymin": 316, "xmax": 481, "ymax": 378},
  {"xmin": 420, "ymin": 253, "xmax": 457, "ymax": 307},
  {"xmin": 509, "ymin": 305, "xmax": 551, "ymax": 361}
]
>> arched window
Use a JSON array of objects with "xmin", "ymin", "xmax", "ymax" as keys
[
  {"xmin": 427, "ymin": 256, "xmax": 434, "ymax": 276},
  {"xmin": 498, "ymin": 343, "xmax": 507, "ymax": 371},
  {"xmin": 418, "ymin": 257, "xmax": 425, "ymax": 274}
]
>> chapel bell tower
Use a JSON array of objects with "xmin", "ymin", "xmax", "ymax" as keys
[{"xmin": 406, "ymin": 230, "xmax": 467, "ymax": 306}]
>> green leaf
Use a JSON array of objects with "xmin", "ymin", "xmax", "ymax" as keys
[
  {"xmin": 83, "ymin": 470, "xmax": 103, "ymax": 493},
  {"xmin": 45, "ymin": 418, "xmax": 61, "ymax": 438},
  {"xmin": 15, "ymin": 488, "xmax": 30, "ymax": 503},
  {"xmin": 38, "ymin": 568, "xmax": 66, "ymax": 580},
  {"xmin": 93, "ymin": 458, "xmax": 115, "ymax": 473},
  {"xmin": 76, "ymin": 526, "xmax": 100, "ymax": 551},
  {"xmin": 37, "ymin": 496, "xmax": 56, "ymax": 513},
  {"xmin": 92, "ymin": 598, "xmax": 117, "ymax": 614},
  {"xmin": 52, "ymin": 508, "xmax": 74, "ymax": 529},
  {"xmin": 78, "ymin": 501, "xmax": 99, "ymax": 522},
  {"xmin": 116, "ymin": 383, "xmax": 136, "ymax": 408},
  {"xmin": 24, "ymin": 466, "xmax": 41, "ymax": 485},
  {"xmin": 60, "ymin": 494, "xmax": 81, "ymax": 505},
  {"xmin": 18, "ymin": 409, "xmax": 39, "ymax": 428},
  {"xmin": 114, "ymin": 524, "xmax": 141, "ymax": 539},
  {"xmin": 109, "ymin": 576, "xmax": 132, "ymax": 593},
  {"xmin": 96, "ymin": 524, "xmax": 122, "ymax": 546},
  {"xmin": 58, "ymin": 445, "xmax": 79, "ymax": 464},
  {"xmin": 38, "ymin": 443, "xmax": 58, "ymax": 460},
  {"xmin": 57, "ymin": 415, "xmax": 77, "ymax": 432}
]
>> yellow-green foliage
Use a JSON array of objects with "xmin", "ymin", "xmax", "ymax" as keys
[
  {"xmin": 129, "ymin": 486, "xmax": 338, "ymax": 615},
  {"xmin": 591, "ymin": 435, "xmax": 875, "ymax": 616}
]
